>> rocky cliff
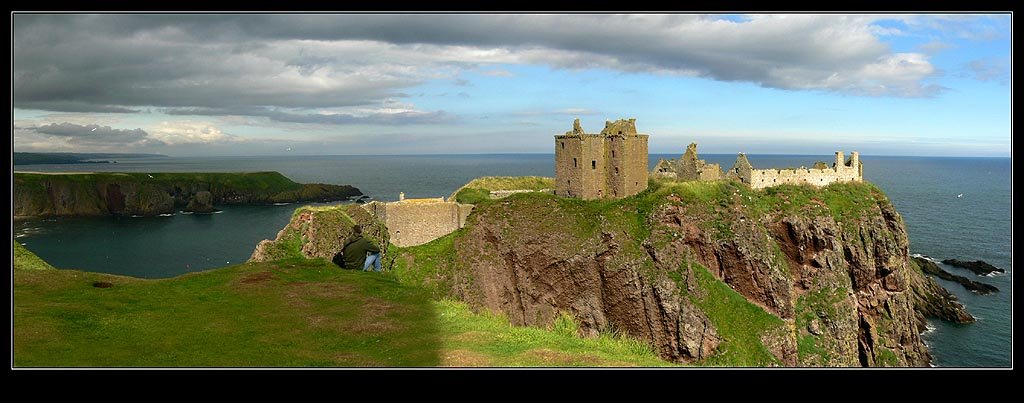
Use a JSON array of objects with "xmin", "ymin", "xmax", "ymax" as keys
[
  {"xmin": 249, "ymin": 204, "xmax": 389, "ymax": 263},
  {"xmin": 14, "ymin": 172, "xmax": 361, "ymax": 217},
  {"xmin": 391, "ymin": 179, "xmax": 972, "ymax": 366}
]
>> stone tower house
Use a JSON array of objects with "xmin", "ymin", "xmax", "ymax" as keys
[{"xmin": 554, "ymin": 118, "xmax": 649, "ymax": 199}]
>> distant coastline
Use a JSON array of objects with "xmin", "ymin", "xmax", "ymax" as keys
[{"xmin": 13, "ymin": 152, "xmax": 168, "ymax": 165}]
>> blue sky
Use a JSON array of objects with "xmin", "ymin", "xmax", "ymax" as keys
[{"xmin": 13, "ymin": 14, "xmax": 1011, "ymax": 157}]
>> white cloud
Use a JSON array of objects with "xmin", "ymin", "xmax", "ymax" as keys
[
  {"xmin": 968, "ymin": 57, "xmax": 1009, "ymax": 84},
  {"xmin": 148, "ymin": 121, "xmax": 241, "ymax": 145}
]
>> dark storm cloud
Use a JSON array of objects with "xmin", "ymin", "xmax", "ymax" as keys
[
  {"xmin": 32, "ymin": 122, "xmax": 160, "ymax": 145},
  {"xmin": 14, "ymin": 14, "xmax": 948, "ymax": 117}
]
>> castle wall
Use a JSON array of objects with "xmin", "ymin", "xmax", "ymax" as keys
[
  {"xmin": 555, "ymin": 135, "xmax": 583, "ymax": 198},
  {"xmin": 746, "ymin": 152, "xmax": 862, "ymax": 189},
  {"xmin": 652, "ymin": 143, "xmax": 720, "ymax": 182},
  {"xmin": 622, "ymin": 135, "xmax": 649, "ymax": 196},
  {"xmin": 698, "ymin": 163, "xmax": 722, "ymax": 181},
  {"xmin": 555, "ymin": 119, "xmax": 648, "ymax": 200},
  {"xmin": 363, "ymin": 200, "xmax": 474, "ymax": 247}
]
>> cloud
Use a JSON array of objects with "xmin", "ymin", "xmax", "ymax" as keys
[
  {"xmin": 162, "ymin": 99, "xmax": 454, "ymax": 125},
  {"xmin": 515, "ymin": 108, "xmax": 600, "ymax": 117},
  {"xmin": 901, "ymin": 14, "xmax": 1010, "ymax": 42},
  {"xmin": 479, "ymin": 68, "xmax": 515, "ymax": 77},
  {"xmin": 16, "ymin": 121, "xmax": 243, "ymax": 153},
  {"xmin": 918, "ymin": 40, "xmax": 954, "ymax": 54},
  {"xmin": 148, "ymin": 121, "xmax": 241, "ymax": 145},
  {"xmin": 13, "ymin": 13, "xmax": 958, "ymax": 120},
  {"xmin": 32, "ymin": 122, "xmax": 154, "ymax": 145},
  {"xmin": 967, "ymin": 57, "xmax": 1009, "ymax": 84}
]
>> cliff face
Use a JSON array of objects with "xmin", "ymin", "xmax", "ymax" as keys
[
  {"xmin": 392, "ymin": 180, "xmax": 971, "ymax": 366},
  {"xmin": 14, "ymin": 172, "xmax": 361, "ymax": 217}
]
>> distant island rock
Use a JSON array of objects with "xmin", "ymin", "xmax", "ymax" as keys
[
  {"xmin": 912, "ymin": 257, "xmax": 999, "ymax": 295},
  {"xmin": 14, "ymin": 171, "xmax": 361, "ymax": 217},
  {"xmin": 940, "ymin": 259, "xmax": 1005, "ymax": 276}
]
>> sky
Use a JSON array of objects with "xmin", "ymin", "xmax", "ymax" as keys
[{"xmin": 12, "ymin": 14, "xmax": 1012, "ymax": 157}]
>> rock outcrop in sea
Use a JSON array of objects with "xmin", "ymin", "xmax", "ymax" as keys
[
  {"xmin": 941, "ymin": 259, "xmax": 1005, "ymax": 276},
  {"xmin": 913, "ymin": 257, "xmax": 999, "ymax": 295}
]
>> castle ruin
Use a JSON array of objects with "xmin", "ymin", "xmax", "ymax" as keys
[
  {"xmin": 652, "ymin": 143, "xmax": 723, "ymax": 181},
  {"xmin": 554, "ymin": 118, "xmax": 649, "ymax": 199},
  {"xmin": 651, "ymin": 142, "xmax": 863, "ymax": 189},
  {"xmin": 725, "ymin": 151, "xmax": 863, "ymax": 189}
]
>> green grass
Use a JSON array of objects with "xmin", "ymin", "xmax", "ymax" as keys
[
  {"xmin": 451, "ymin": 176, "xmax": 555, "ymax": 204},
  {"xmin": 454, "ymin": 188, "xmax": 492, "ymax": 204},
  {"xmin": 434, "ymin": 300, "xmax": 673, "ymax": 367},
  {"xmin": 14, "ymin": 246, "xmax": 666, "ymax": 367},
  {"xmin": 388, "ymin": 230, "xmax": 464, "ymax": 298},
  {"xmin": 794, "ymin": 286, "xmax": 848, "ymax": 365},
  {"xmin": 14, "ymin": 243, "xmax": 55, "ymax": 271},
  {"xmin": 686, "ymin": 263, "xmax": 787, "ymax": 367}
]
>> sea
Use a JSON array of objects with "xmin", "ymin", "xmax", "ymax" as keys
[{"xmin": 12, "ymin": 153, "xmax": 1012, "ymax": 368}]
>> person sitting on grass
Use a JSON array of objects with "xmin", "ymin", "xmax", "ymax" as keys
[{"xmin": 341, "ymin": 224, "xmax": 382, "ymax": 272}]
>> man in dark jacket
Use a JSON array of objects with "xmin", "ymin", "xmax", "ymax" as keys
[{"xmin": 341, "ymin": 224, "xmax": 382, "ymax": 271}]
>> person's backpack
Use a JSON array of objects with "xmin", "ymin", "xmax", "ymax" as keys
[{"xmin": 332, "ymin": 250, "xmax": 346, "ymax": 269}]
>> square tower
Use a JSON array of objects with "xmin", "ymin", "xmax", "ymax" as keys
[{"xmin": 555, "ymin": 118, "xmax": 649, "ymax": 199}]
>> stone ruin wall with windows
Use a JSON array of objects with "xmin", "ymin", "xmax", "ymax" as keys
[
  {"xmin": 725, "ymin": 151, "xmax": 863, "ymax": 189},
  {"xmin": 554, "ymin": 118, "xmax": 649, "ymax": 200}
]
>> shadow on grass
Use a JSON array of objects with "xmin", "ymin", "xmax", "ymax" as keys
[{"xmin": 13, "ymin": 254, "xmax": 443, "ymax": 367}]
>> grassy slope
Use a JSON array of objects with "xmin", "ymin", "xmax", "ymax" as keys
[
  {"xmin": 13, "ymin": 243, "xmax": 669, "ymax": 367},
  {"xmin": 451, "ymin": 176, "xmax": 555, "ymax": 204}
]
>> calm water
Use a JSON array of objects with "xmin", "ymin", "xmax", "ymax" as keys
[{"xmin": 12, "ymin": 154, "xmax": 1012, "ymax": 367}]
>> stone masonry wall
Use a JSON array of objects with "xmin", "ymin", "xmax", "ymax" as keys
[
  {"xmin": 363, "ymin": 200, "xmax": 474, "ymax": 247},
  {"xmin": 731, "ymin": 151, "xmax": 863, "ymax": 189},
  {"xmin": 555, "ymin": 118, "xmax": 648, "ymax": 200},
  {"xmin": 653, "ymin": 143, "xmax": 722, "ymax": 182}
]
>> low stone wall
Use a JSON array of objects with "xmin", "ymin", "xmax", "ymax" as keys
[{"xmin": 488, "ymin": 189, "xmax": 555, "ymax": 199}]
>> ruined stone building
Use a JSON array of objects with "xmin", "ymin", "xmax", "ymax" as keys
[
  {"xmin": 363, "ymin": 195, "xmax": 474, "ymax": 247},
  {"xmin": 652, "ymin": 143, "xmax": 723, "ymax": 181},
  {"xmin": 651, "ymin": 141, "xmax": 863, "ymax": 190},
  {"xmin": 554, "ymin": 118, "xmax": 649, "ymax": 199},
  {"xmin": 726, "ymin": 151, "xmax": 863, "ymax": 189}
]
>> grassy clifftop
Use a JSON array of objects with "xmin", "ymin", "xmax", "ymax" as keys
[
  {"xmin": 15, "ymin": 171, "xmax": 302, "ymax": 193},
  {"xmin": 14, "ymin": 171, "xmax": 361, "ymax": 217},
  {"xmin": 451, "ymin": 176, "xmax": 555, "ymax": 204}
]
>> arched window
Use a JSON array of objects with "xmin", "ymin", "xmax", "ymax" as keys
[
  {"xmin": 561, "ymin": 142, "xmax": 564, "ymax": 149},
  {"xmin": 592, "ymin": 160, "xmax": 596, "ymax": 170},
  {"xmin": 611, "ymin": 150, "xmax": 616, "ymax": 157}
]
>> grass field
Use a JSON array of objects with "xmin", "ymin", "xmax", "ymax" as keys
[{"xmin": 13, "ymin": 243, "xmax": 672, "ymax": 367}]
